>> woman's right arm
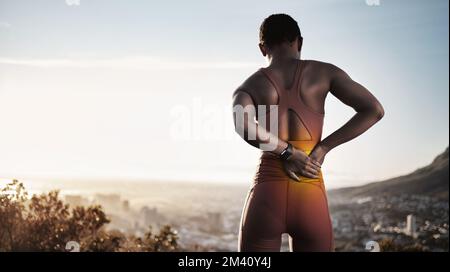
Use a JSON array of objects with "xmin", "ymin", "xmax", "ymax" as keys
[{"xmin": 232, "ymin": 89, "xmax": 289, "ymax": 155}]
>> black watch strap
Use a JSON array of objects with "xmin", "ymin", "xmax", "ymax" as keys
[{"xmin": 279, "ymin": 143, "xmax": 293, "ymax": 161}]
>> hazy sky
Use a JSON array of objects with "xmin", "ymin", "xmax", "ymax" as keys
[{"xmin": 0, "ymin": 0, "xmax": 448, "ymax": 189}]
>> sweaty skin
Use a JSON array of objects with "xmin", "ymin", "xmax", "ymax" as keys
[{"xmin": 232, "ymin": 41, "xmax": 384, "ymax": 252}]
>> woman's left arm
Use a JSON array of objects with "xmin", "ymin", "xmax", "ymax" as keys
[{"xmin": 310, "ymin": 64, "xmax": 385, "ymax": 164}]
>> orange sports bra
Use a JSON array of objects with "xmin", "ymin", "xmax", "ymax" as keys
[{"xmin": 258, "ymin": 60, "xmax": 324, "ymax": 151}]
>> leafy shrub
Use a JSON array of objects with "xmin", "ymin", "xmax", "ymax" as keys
[{"xmin": 0, "ymin": 180, "xmax": 179, "ymax": 252}]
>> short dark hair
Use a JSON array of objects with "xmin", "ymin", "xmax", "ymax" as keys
[{"xmin": 259, "ymin": 14, "xmax": 302, "ymax": 48}]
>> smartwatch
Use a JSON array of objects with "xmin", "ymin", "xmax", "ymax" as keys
[{"xmin": 279, "ymin": 143, "xmax": 293, "ymax": 161}]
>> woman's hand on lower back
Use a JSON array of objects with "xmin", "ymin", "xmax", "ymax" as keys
[{"xmin": 282, "ymin": 148, "xmax": 321, "ymax": 180}]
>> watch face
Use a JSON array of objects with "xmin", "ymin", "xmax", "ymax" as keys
[{"xmin": 280, "ymin": 145, "xmax": 292, "ymax": 160}]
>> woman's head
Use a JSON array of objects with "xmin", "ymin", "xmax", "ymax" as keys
[{"xmin": 259, "ymin": 14, "xmax": 303, "ymax": 57}]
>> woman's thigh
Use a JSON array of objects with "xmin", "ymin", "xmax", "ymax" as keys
[{"xmin": 238, "ymin": 181, "xmax": 288, "ymax": 252}]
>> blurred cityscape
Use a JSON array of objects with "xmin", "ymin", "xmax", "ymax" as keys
[
  {"xmin": 5, "ymin": 147, "xmax": 448, "ymax": 252},
  {"xmin": 59, "ymin": 181, "xmax": 448, "ymax": 252},
  {"xmin": 329, "ymin": 194, "xmax": 448, "ymax": 251},
  {"xmin": 62, "ymin": 182, "xmax": 245, "ymax": 251}
]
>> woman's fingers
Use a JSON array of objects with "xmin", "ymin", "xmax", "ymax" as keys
[
  {"xmin": 306, "ymin": 161, "xmax": 321, "ymax": 173},
  {"xmin": 300, "ymin": 165, "xmax": 320, "ymax": 179},
  {"xmin": 283, "ymin": 163, "xmax": 301, "ymax": 181},
  {"xmin": 287, "ymin": 171, "xmax": 300, "ymax": 182},
  {"xmin": 303, "ymin": 156, "xmax": 320, "ymax": 171},
  {"xmin": 291, "ymin": 161, "xmax": 320, "ymax": 177},
  {"xmin": 299, "ymin": 170, "xmax": 318, "ymax": 179},
  {"xmin": 283, "ymin": 155, "xmax": 321, "ymax": 180},
  {"xmin": 307, "ymin": 170, "xmax": 320, "ymax": 179},
  {"xmin": 311, "ymin": 159, "xmax": 322, "ymax": 168},
  {"xmin": 305, "ymin": 165, "xmax": 319, "ymax": 175}
]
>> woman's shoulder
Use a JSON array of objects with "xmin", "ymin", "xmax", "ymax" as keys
[{"xmin": 233, "ymin": 69, "xmax": 277, "ymax": 101}]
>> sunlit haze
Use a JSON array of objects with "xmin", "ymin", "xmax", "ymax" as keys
[{"xmin": 0, "ymin": 0, "xmax": 448, "ymax": 189}]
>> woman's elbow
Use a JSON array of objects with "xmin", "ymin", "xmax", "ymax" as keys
[{"xmin": 373, "ymin": 102, "xmax": 385, "ymax": 121}]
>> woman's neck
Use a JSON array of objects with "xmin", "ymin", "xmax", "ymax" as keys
[{"xmin": 268, "ymin": 50, "xmax": 301, "ymax": 66}]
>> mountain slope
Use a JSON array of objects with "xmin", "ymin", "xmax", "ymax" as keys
[{"xmin": 329, "ymin": 147, "xmax": 449, "ymax": 200}]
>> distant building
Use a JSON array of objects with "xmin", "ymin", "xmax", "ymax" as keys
[
  {"xmin": 122, "ymin": 200, "xmax": 130, "ymax": 212},
  {"xmin": 93, "ymin": 194, "xmax": 121, "ymax": 210},
  {"xmin": 94, "ymin": 193, "xmax": 120, "ymax": 203},
  {"xmin": 140, "ymin": 206, "xmax": 165, "ymax": 227},
  {"xmin": 405, "ymin": 214, "xmax": 418, "ymax": 238},
  {"xmin": 206, "ymin": 212, "xmax": 223, "ymax": 233},
  {"xmin": 65, "ymin": 195, "xmax": 89, "ymax": 207}
]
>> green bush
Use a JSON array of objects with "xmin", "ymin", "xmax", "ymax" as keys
[{"xmin": 0, "ymin": 180, "xmax": 179, "ymax": 252}]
